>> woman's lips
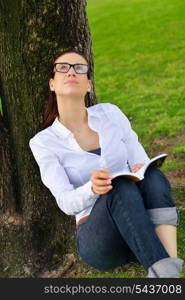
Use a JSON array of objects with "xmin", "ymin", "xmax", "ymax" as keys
[{"xmin": 65, "ymin": 80, "xmax": 78, "ymax": 84}]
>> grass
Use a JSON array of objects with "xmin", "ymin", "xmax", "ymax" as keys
[
  {"xmin": 72, "ymin": 0, "xmax": 185, "ymax": 278},
  {"xmin": 87, "ymin": 0, "xmax": 185, "ymax": 148}
]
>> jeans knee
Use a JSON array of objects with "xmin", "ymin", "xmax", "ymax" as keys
[
  {"xmin": 136, "ymin": 167, "xmax": 175, "ymax": 208},
  {"xmin": 145, "ymin": 167, "xmax": 170, "ymax": 188},
  {"xmin": 108, "ymin": 176, "xmax": 138, "ymax": 208}
]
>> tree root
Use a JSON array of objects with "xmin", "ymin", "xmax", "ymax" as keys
[{"xmin": 38, "ymin": 253, "xmax": 76, "ymax": 278}]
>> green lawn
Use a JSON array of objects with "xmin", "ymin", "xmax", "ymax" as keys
[
  {"xmin": 87, "ymin": 0, "xmax": 185, "ymax": 148},
  {"xmin": 76, "ymin": 0, "xmax": 185, "ymax": 278}
]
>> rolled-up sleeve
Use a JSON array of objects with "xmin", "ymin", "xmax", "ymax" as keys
[
  {"xmin": 110, "ymin": 104, "xmax": 150, "ymax": 168},
  {"xmin": 29, "ymin": 136, "xmax": 99, "ymax": 215}
]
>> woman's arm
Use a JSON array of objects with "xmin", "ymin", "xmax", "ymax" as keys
[
  {"xmin": 29, "ymin": 136, "xmax": 99, "ymax": 216},
  {"xmin": 110, "ymin": 103, "xmax": 150, "ymax": 169}
]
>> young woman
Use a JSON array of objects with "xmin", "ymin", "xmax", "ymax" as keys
[{"xmin": 29, "ymin": 49, "xmax": 184, "ymax": 277}]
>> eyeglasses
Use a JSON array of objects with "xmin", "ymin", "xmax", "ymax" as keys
[{"xmin": 53, "ymin": 63, "xmax": 89, "ymax": 74}]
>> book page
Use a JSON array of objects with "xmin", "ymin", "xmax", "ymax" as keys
[{"xmin": 134, "ymin": 153, "xmax": 168, "ymax": 178}]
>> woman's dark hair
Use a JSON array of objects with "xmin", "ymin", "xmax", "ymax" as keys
[{"xmin": 43, "ymin": 48, "xmax": 94, "ymax": 128}]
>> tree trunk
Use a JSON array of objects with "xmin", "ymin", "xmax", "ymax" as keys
[{"xmin": 0, "ymin": 0, "xmax": 96, "ymax": 277}]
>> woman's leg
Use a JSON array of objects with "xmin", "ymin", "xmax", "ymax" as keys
[
  {"xmin": 136, "ymin": 167, "xmax": 179, "ymax": 258},
  {"xmin": 105, "ymin": 176, "xmax": 171, "ymax": 270},
  {"xmin": 135, "ymin": 166, "xmax": 184, "ymax": 277},
  {"xmin": 76, "ymin": 187, "xmax": 139, "ymax": 271},
  {"xmin": 76, "ymin": 174, "xmax": 172, "ymax": 273},
  {"xmin": 155, "ymin": 225, "xmax": 177, "ymax": 257}
]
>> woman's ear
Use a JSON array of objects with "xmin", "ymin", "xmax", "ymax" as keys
[
  {"xmin": 49, "ymin": 78, "xmax": 54, "ymax": 91},
  {"xmin": 87, "ymin": 79, "xmax": 92, "ymax": 92}
]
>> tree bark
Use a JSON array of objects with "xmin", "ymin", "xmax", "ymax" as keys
[{"xmin": 0, "ymin": 0, "xmax": 95, "ymax": 277}]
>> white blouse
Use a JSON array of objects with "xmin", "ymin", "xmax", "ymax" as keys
[{"xmin": 29, "ymin": 103, "xmax": 150, "ymax": 223}]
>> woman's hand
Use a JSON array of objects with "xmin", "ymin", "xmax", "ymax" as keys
[
  {"xmin": 90, "ymin": 168, "xmax": 113, "ymax": 194},
  {"xmin": 131, "ymin": 163, "xmax": 145, "ymax": 173}
]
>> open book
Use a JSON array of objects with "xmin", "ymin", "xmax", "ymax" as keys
[{"xmin": 112, "ymin": 153, "xmax": 168, "ymax": 182}]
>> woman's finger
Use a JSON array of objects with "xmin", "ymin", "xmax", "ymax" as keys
[
  {"xmin": 95, "ymin": 185, "xmax": 112, "ymax": 194},
  {"xmin": 92, "ymin": 168, "xmax": 112, "ymax": 180},
  {"xmin": 92, "ymin": 178, "xmax": 112, "ymax": 187}
]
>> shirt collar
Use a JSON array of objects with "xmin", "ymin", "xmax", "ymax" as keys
[{"xmin": 51, "ymin": 106, "xmax": 98, "ymax": 139}]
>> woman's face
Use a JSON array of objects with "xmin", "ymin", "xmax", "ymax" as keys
[{"xmin": 49, "ymin": 52, "xmax": 91, "ymax": 99}]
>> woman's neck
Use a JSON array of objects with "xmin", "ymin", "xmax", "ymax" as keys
[{"xmin": 57, "ymin": 96, "xmax": 88, "ymax": 131}]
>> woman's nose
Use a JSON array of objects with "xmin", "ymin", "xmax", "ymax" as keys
[{"xmin": 67, "ymin": 66, "xmax": 76, "ymax": 76}]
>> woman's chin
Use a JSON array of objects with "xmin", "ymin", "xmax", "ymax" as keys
[{"xmin": 59, "ymin": 91, "xmax": 85, "ymax": 98}]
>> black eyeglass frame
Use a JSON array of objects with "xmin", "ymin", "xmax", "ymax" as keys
[{"xmin": 53, "ymin": 62, "xmax": 89, "ymax": 74}]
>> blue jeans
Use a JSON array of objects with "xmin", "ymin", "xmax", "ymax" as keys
[{"xmin": 75, "ymin": 166, "xmax": 180, "ymax": 271}]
